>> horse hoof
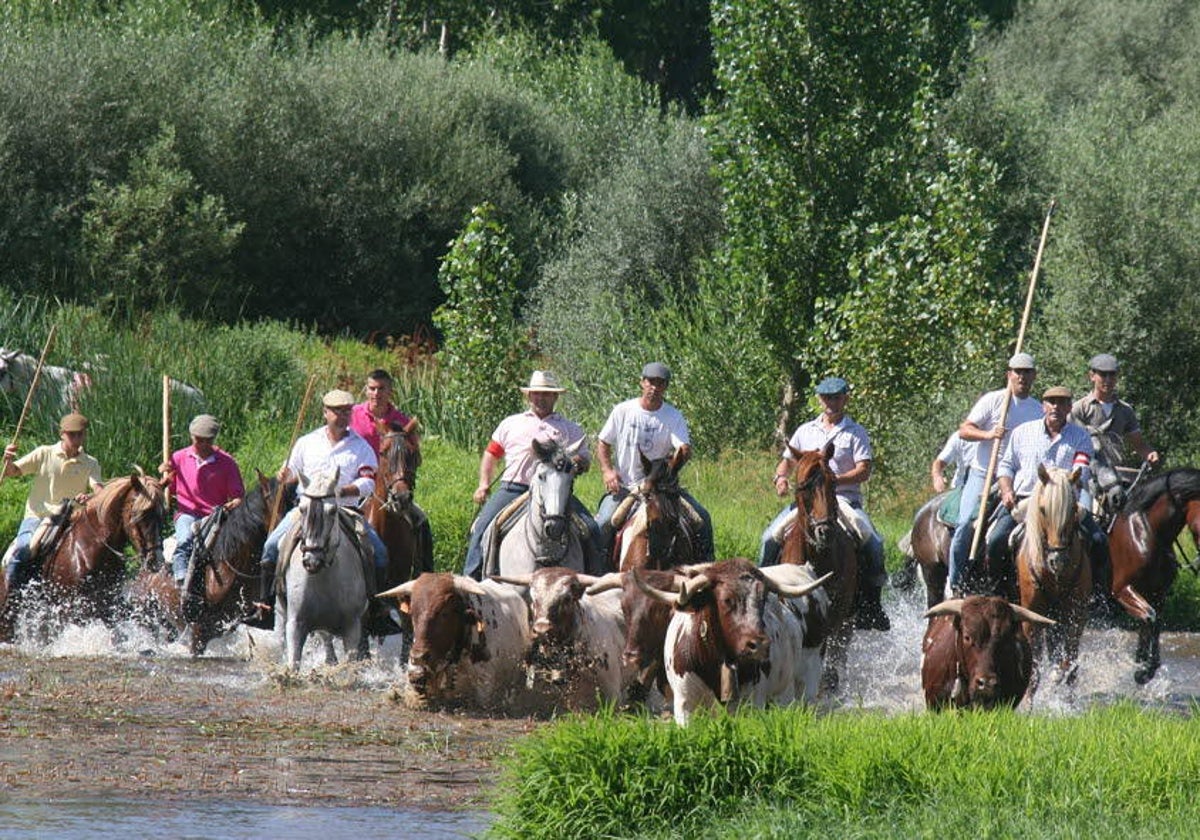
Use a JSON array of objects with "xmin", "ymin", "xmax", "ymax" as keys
[{"xmin": 1134, "ymin": 664, "xmax": 1158, "ymax": 685}]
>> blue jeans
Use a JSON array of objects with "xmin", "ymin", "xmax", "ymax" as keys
[
  {"xmin": 759, "ymin": 504, "xmax": 886, "ymax": 585},
  {"xmin": 262, "ymin": 507, "xmax": 387, "ymax": 570},
  {"xmin": 3, "ymin": 517, "xmax": 40, "ymax": 588},
  {"xmin": 759, "ymin": 505, "xmax": 794, "ymax": 567},
  {"xmin": 463, "ymin": 482, "xmax": 528, "ymax": 580},
  {"xmin": 948, "ymin": 471, "xmax": 988, "ymax": 591},
  {"xmin": 172, "ymin": 513, "xmax": 200, "ymax": 583}
]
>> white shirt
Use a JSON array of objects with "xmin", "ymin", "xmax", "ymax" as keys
[
  {"xmin": 936, "ymin": 432, "xmax": 975, "ymax": 489},
  {"xmin": 964, "ymin": 388, "xmax": 1044, "ymax": 472},
  {"xmin": 598, "ymin": 398, "xmax": 690, "ymax": 484},
  {"xmin": 783, "ymin": 415, "xmax": 872, "ymax": 506},
  {"xmin": 286, "ymin": 427, "xmax": 377, "ymax": 506}
]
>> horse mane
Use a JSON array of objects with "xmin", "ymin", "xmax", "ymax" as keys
[
  {"xmin": 1024, "ymin": 467, "xmax": 1078, "ymax": 568},
  {"xmin": 1126, "ymin": 468, "xmax": 1200, "ymax": 513},
  {"xmin": 209, "ymin": 480, "xmax": 274, "ymax": 559}
]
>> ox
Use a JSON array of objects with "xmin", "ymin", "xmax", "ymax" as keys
[
  {"xmin": 635, "ymin": 558, "xmax": 831, "ymax": 726},
  {"xmin": 377, "ymin": 573, "xmax": 533, "ymax": 713},
  {"xmin": 0, "ymin": 348, "xmax": 90, "ymax": 412},
  {"xmin": 921, "ymin": 596, "xmax": 1055, "ymax": 710},
  {"xmin": 493, "ymin": 567, "xmax": 630, "ymax": 712}
]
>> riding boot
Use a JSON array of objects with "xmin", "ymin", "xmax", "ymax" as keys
[
  {"xmin": 243, "ymin": 560, "xmax": 276, "ymax": 629},
  {"xmin": 854, "ymin": 583, "xmax": 891, "ymax": 632}
]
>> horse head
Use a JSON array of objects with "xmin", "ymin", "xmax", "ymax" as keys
[
  {"xmin": 531, "ymin": 438, "xmax": 579, "ymax": 543},
  {"xmin": 787, "ymin": 441, "xmax": 839, "ymax": 550},
  {"xmin": 1027, "ymin": 465, "xmax": 1082, "ymax": 569},
  {"xmin": 121, "ymin": 471, "xmax": 168, "ymax": 572},
  {"xmin": 635, "ymin": 450, "xmax": 687, "ymax": 562},
  {"xmin": 1087, "ymin": 430, "xmax": 1127, "ymax": 526},
  {"xmin": 378, "ymin": 417, "xmax": 421, "ymax": 509},
  {"xmin": 296, "ymin": 470, "xmax": 340, "ymax": 572}
]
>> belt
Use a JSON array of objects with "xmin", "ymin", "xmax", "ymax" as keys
[{"xmin": 500, "ymin": 481, "xmax": 530, "ymax": 493}]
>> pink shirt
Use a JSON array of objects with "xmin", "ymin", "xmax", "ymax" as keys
[
  {"xmin": 350, "ymin": 402, "xmax": 412, "ymax": 455},
  {"xmin": 169, "ymin": 446, "xmax": 245, "ymax": 518},
  {"xmin": 488, "ymin": 410, "xmax": 589, "ymax": 485}
]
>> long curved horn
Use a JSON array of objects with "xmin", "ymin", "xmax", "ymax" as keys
[
  {"xmin": 632, "ymin": 568, "xmax": 681, "ymax": 606},
  {"xmin": 575, "ymin": 574, "xmax": 599, "ymax": 588},
  {"xmin": 924, "ymin": 599, "xmax": 966, "ymax": 618},
  {"xmin": 1009, "ymin": 603, "xmax": 1057, "ymax": 627},
  {"xmin": 762, "ymin": 569, "xmax": 834, "ymax": 598},
  {"xmin": 377, "ymin": 580, "xmax": 418, "ymax": 601},
  {"xmin": 490, "ymin": 574, "xmax": 532, "ymax": 588},
  {"xmin": 455, "ymin": 577, "xmax": 488, "ymax": 597},
  {"xmin": 585, "ymin": 572, "xmax": 623, "ymax": 595}
]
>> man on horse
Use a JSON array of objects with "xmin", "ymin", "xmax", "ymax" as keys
[
  {"xmin": 1, "ymin": 412, "xmax": 103, "ymax": 602},
  {"xmin": 464, "ymin": 371, "xmax": 602, "ymax": 579},
  {"xmin": 1069, "ymin": 353, "xmax": 1160, "ymax": 470},
  {"xmin": 947, "ymin": 353, "xmax": 1045, "ymax": 597},
  {"xmin": 248, "ymin": 389, "xmax": 387, "ymax": 627},
  {"xmin": 349, "ymin": 368, "xmax": 433, "ymax": 556},
  {"xmin": 933, "ymin": 431, "xmax": 975, "ymax": 494},
  {"xmin": 984, "ymin": 385, "xmax": 1105, "ymax": 583},
  {"xmin": 160, "ymin": 414, "xmax": 245, "ymax": 589},
  {"xmin": 759, "ymin": 376, "xmax": 891, "ymax": 631},
  {"xmin": 595, "ymin": 362, "xmax": 714, "ymax": 564}
]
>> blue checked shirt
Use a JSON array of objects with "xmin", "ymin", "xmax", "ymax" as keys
[{"xmin": 998, "ymin": 418, "xmax": 1094, "ymax": 506}]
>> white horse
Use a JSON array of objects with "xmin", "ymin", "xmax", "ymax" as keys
[
  {"xmin": 276, "ymin": 470, "xmax": 370, "ymax": 669},
  {"xmin": 488, "ymin": 439, "xmax": 587, "ymax": 577}
]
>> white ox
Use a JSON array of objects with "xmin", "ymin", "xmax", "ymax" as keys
[
  {"xmin": 635, "ymin": 558, "xmax": 831, "ymax": 726},
  {"xmin": 493, "ymin": 567, "xmax": 631, "ymax": 712},
  {"xmin": 0, "ymin": 348, "xmax": 90, "ymax": 412},
  {"xmin": 377, "ymin": 573, "xmax": 534, "ymax": 713}
]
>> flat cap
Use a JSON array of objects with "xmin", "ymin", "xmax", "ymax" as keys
[
  {"xmin": 641, "ymin": 362, "xmax": 672, "ymax": 382},
  {"xmin": 59, "ymin": 413, "xmax": 88, "ymax": 433},
  {"xmin": 1008, "ymin": 352, "xmax": 1036, "ymax": 370},
  {"xmin": 815, "ymin": 376, "xmax": 849, "ymax": 395},
  {"xmin": 1089, "ymin": 353, "xmax": 1119, "ymax": 373},
  {"xmin": 188, "ymin": 414, "xmax": 221, "ymax": 438},
  {"xmin": 322, "ymin": 389, "xmax": 356, "ymax": 408},
  {"xmin": 1042, "ymin": 385, "xmax": 1072, "ymax": 401}
]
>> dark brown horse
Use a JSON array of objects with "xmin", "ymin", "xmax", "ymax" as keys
[
  {"xmin": 364, "ymin": 418, "xmax": 432, "ymax": 594},
  {"xmin": 175, "ymin": 473, "xmax": 284, "ymax": 654},
  {"xmin": 896, "ymin": 491, "xmax": 952, "ymax": 609},
  {"xmin": 614, "ymin": 450, "xmax": 699, "ymax": 571},
  {"xmin": 778, "ymin": 442, "xmax": 857, "ymax": 692},
  {"xmin": 1016, "ymin": 465, "xmax": 1088, "ymax": 696},
  {"xmin": 0, "ymin": 473, "xmax": 167, "ymax": 641},
  {"xmin": 1107, "ymin": 467, "xmax": 1200, "ymax": 684}
]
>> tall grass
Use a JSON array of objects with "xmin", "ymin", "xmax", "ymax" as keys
[{"xmin": 490, "ymin": 703, "xmax": 1200, "ymax": 839}]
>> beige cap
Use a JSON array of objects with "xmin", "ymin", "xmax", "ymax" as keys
[
  {"xmin": 322, "ymin": 389, "xmax": 356, "ymax": 408},
  {"xmin": 189, "ymin": 414, "xmax": 221, "ymax": 438},
  {"xmin": 1042, "ymin": 386, "xmax": 1072, "ymax": 401},
  {"xmin": 59, "ymin": 413, "xmax": 89, "ymax": 433}
]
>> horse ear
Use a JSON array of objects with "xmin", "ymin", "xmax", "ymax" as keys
[
  {"xmin": 822, "ymin": 440, "xmax": 835, "ymax": 462},
  {"xmin": 565, "ymin": 437, "xmax": 584, "ymax": 457},
  {"xmin": 639, "ymin": 450, "xmax": 653, "ymax": 474},
  {"xmin": 402, "ymin": 416, "xmax": 419, "ymax": 435},
  {"xmin": 297, "ymin": 470, "xmax": 310, "ymax": 489},
  {"xmin": 786, "ymin": 444, "xmax": 802, "ymax": 461},
  {"xmin": 1070, "ymin": 467, "xmax": 1082, "ymax": 486},
  {"xmin": 531, "ymin": 438, "xmax": 555, "ymax": 462},
  {"xmin": 1038, "ymin": 463, "xmax": 1051, "ymax": 484}
]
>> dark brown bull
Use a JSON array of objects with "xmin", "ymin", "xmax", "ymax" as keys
[{"xmin": 921, "ymin": 596, "xmax": 1054, "ymax": 710}]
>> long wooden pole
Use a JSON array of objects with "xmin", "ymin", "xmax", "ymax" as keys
[
  {"xmin": 1, "ymin": 325, "xmax": 58, "ymax": 485},
  {"xmin": 162, "ymin": 375, "xmax": 172, "ymax": 508},
  {"xmin": 267, "ymin": 374, "xmax": 318, "ymax": 530},
  {"xmin": 968, "ymin": 199, "xmax": 1057, "ymax": 564}
]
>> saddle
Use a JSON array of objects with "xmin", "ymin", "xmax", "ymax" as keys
[
  {"xmin": 276, "ymin": 506, "xmax": 373, "ymax": 592},
  {"xmin": 936, "ymin": 486, "xmax": 964, "ymax": 527},
  {"xmin": 479, "ymin": 493, "xmax": 594, "ymax": 577},
  {"xmin": 28, "ymin": 501, "xmax": 77, "ymax": 562}
]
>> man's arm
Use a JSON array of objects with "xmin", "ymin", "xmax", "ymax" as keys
[
  {"xmin": 474, "ymin": 450, "xmax": 500, "ymax": 505},
  {"xmin": 931, "ymin": 457, "xmax": 949, "ymax": 493},
  {"xmin": 597, "ymin": 440, "xmax": 620, "ymax": 495}
]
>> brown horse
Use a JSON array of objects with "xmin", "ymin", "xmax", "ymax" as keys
[
  {"xmin": 173, "ymin": 473, "xmax": 284, "ymax": 654},
  {"xmin": 364, "ymin": 418, "xmax": 432, "ymax": 594},
  {"xmin": 1016, "ymin": 465, "xmax": 1088, "ymax": 696},
  {"xmin": 0, "ymin": 473, "xmax": 167, "ymax": 641},
  {"xmin": 778, "ymin": 442, "xmax": 857, "ymax": 692},
  {"xmin": 896, "ymin": 490, "xmax": 953, "ymax": 609},
  {"xmin": 1107, "ymin": 467, "xmax": 1200, "ymax": 684},
  {"xmin": 614, "ymin": 451, "xmax": 700, "ymax": 571}
]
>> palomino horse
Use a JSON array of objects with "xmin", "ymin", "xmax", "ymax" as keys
[
  {"xmin": 177, "ymin": 474, "xmax": 284, "ymax": 655},
  {"xmin": 1107, "ymin": 468, "xmax": 1200, "ymax": 684},
  {"xmin": 1016, "ymin": 465, "xmax": 1088, "ymax": 695},
  {"xmin": 363, "ymin": 418, "xmax": 432, "ymax": 597},
  {"xmin": 487, "ymin": 439, "xmax": 586, "ymax": 577},
  {"xmin": 777, "ymin": 443, "xmax": 857, "ymax": 692},
  {"xmin": 276, "ymin": 470, "xmax": 370, "ymax": 669},
  {"xmin": 0, "ymin": 473, "xmax": 167, "ymax": 641},
  {"xmin": 614, "ymin": 450, "xmax": 702, "ymax": 571}
]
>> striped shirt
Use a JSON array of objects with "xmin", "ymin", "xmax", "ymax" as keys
[{"xmin": 998, "ymin": 419, "xmax": 1093, "ymax": 502}]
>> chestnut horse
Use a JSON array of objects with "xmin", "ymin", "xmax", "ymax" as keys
[
  {"xmin": 614, "ymin": 451, "xmax": 701, "ymax": 571},
  {"xmin": 363, "ymin": 418, "xmax": 432, "ymax": 596},
  {"xmin": 778, "ymin": 443, "xmax": 857, "ymax": 693},
  {"xmin": 0, "ymin": 473, "xmax": 167, "ymax": 641},
  {"xmin": 895, "ymin": 490, "xmax": 953, "ymax": 609},
  {"xmin": 177, "ymin": 473, "xmax": 285, "ymax": 654},
  {"xmin": 1107, "ymin": 467, "xmax": 1200, "ymax": 684},
  {"xmin": 1016, "ymin": 465, "xmax": 1087, "ymax": 696}
]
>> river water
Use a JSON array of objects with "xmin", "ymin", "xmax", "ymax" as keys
[{"xmin": 2, "ymin": 591, "xmax": 1197, "ymax": 838}]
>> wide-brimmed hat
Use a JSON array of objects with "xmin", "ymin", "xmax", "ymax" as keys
[
  {"xmin": 815, "ymin": 376, "xmax": 849, "ymax": 396},
  {"xmin": 519, "ymin": 371, "xmax": 566, "ymax": 394},
  {"xmin": 1008, "ymin": 352, "xmax": 1036, "ymax": 370},
  {"xmin": 188, "ymin": 414, "xmax": 221, "ymax": 438},
  {"xmin": 1042, "ymin": 385, "xmax": 1073, "ymax": 401},
  {"xmin": 322, "ymin": 389, "xmax": 356, "ymax": 408},
  {"xmin": 641, "ymin": 362, "xmax": 672, "ymax": 382},
  {"xmin": 1089, "ymin": 353, "xmax": 1119, "ymax": 373},
  {"xmin": 59, "ymin": 413, "xmax": 88, "ymax": 433}
]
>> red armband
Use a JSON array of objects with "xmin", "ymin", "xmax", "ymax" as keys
[{"xmin": 485, "ymin": 440, "xmax": 505, "ymax": 459}]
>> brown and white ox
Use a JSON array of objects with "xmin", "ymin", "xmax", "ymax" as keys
[
  {"xmin": 376, "ymin": 573, "xmax": 533, "ymax": 713},
  {"xmin": 921, "ymin": 596, "xmax": 1055, "ymax": 710},
  {"xmin": 635, "ymin": 558, "xmax": 831, "ymax": 726},
  {"xmin": 493, "ymin": 567, "xmax": 631, "ymax": 712}
]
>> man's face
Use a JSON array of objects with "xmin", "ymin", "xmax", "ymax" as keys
[
  {"xmin": 60, "ymin": 429, "xmax": 85, "ymax": 456},
  {"xmin": 1043, "ymin": 397, "xmax": 1070, "ymax": 430},
  {"xmin": 640, "ymin": 376, "xmax": 668, "ymax": 408},
  {"xmin": 365, "ymin": 377, "xmax": 392, "ymax": 409},
  {"xmin": 324, "ymin": 404, "xmax": 352, "ymax": 432},
  {"xmin": 192, "ymin": 435, "xmax": 215, "ymax": 458},
  {"xmin": 818, "ymin": 392, "xmax": 847, "ymax": 418},
  {"xmin": 1089, "ymin": 368, "xmax": 1118, "ymax": 400},
  {"xmin": 526, "ymin": 390, "xmax": 559, "ymax": 417},
  {"xmin": 1008, "ymin": 367, "xmax": 1036, "ymax": 398}
]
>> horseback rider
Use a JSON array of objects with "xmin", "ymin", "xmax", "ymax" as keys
[
  {"xmin": 932, "ymin": 430, "xmax": 975, "ymax": 494},
  {"xmin": 159, "ymin": 414, "xmax": 245, "ymax": 589},
  {"xmin": 1, "ymin": 413, "xmax": 104, "ymax": 601},
  {"xmin": 947, "ymin": 353, "xmax": 1045, "ymax": 597},
  {"xmin": 1070, "ymin": 353, "xmax": 1160, "ymax": 470},
  {"xmin": 349, "ymin": 368, "xmax": 433, "ymax": 560},
  {"xmin": 985, "ymin": 385, "xmax": 1106, "ymax": 584},
  {"xmin": 463, "ymin": 371, "xmax": 602, "ymax": 580},
  {"xmin": 247, "ymin": 389, "xmax": 387, "ymax": 627},
  {"xmin": 595, "ymin": 362, "xmax": 714, "ymax": 564},
  {"xmin": 759, "ymin": 376, "xmax": 891, "ymax": 631}
]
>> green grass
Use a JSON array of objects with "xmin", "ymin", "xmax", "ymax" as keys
[{"xmin": 489, "ymin": 703, "xmax": 1200, "ymax": 839}]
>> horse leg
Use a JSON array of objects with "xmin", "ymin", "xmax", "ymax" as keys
[
  {"xmin": 1134, "ymin": 617, "xmax": 1163, "ymax": 685},
  {"xmin": 922, "ymin": 563, "xmax": 948, "ymax": 610},
  {"xmin": 285, "ymin": 614, "xmax": 306, "ymax": 670},
  {"xmin": 322, "ymin": 632, "xmax": 338, "ymax": 666},
  {"xmin": 1115, "ymin": 583, "xmax": 1156, "ymax": 623}
]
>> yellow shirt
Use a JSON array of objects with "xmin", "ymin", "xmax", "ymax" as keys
[{"xmin": 14, "ymin": 442, "xmax": 103, "ymax": 520}]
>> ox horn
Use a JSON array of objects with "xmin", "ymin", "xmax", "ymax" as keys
[
  {"xmin": 1009, "ymin": 604, "xmax": 1057, "ymax": 627},
  {"xmin": 923, "ymin": 599, "xmax": 966, "ymax": 618},
  {"xmin": 584, "ymin": 572, "xmax": 623, "ymax": 596},
  {"xmin": 455, "ymin": 577, "xmax": 489, "ymax": 597},
  {"xmin": 762, "ymin": 569, "xmax": 834, "ymax": 599},
  {"xmin": 631, "ymin": 568, "xmax": 682, "ymax": 606},
  {"xmin": 377, "ymin": 580, "xmax": 418, "ymax": 601},
  {"xmin": 490, "ymin": 574, "xmax": 532, "ymax": 588}
]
